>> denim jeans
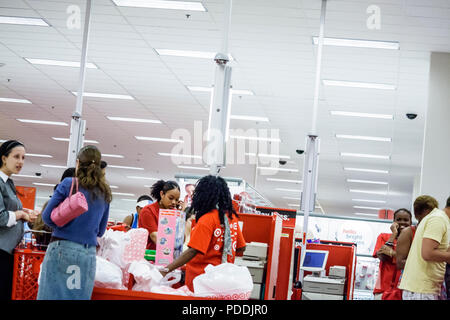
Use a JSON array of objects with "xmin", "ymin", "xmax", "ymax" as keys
[{"xmin": 37, "ymin": 240, "xmax": 96, "ymax": 300}]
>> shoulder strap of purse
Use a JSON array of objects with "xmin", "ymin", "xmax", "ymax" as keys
[{"xmin": 69, "ymin": 177, "xmax": 77, "ymax": 196}]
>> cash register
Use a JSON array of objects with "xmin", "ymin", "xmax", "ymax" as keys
[{"xmin": 300, "ymin": 249, "xmax": 346, "ymax": 300}]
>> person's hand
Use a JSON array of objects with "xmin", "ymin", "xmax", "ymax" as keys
[
  {"xmin": 15, "ymin": 210, "xmax": 30, "ymax": 222},
  {"xmin": 159, "ymin": 267, "xmax": 169, "ymax": 278},
  {"xmin": 23, "ymin": 208, "xmax": 40, "ymax": 223},
  {"xmin": 379, "ymin": 245, "xmax": 394, "ymax": 257},
  {"xmin": 390, "ymin": 222, "xmax": 399, "ymax": 236},
  {"xmin": 177, "ymin": 200, "xmax": 186, "ymax": 211}
]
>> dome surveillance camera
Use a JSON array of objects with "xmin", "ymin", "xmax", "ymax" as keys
[
  {"xmin": 296, "ymin": 149, "xmax": 304, "ymax": 155},
  {"xmin": 406, "ymin": 113, "xmax": 417, "ymax": 120},
  {"xmin": 35, "ymin": 172, "xmax": 41, "ymax": 176},
  {"xmin": 279, "ymin": 160, "xmax": 287, "ymax": 165}
]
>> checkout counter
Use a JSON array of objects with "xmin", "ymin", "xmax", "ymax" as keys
[{"xmin": 300, "ymin": 250, "xmax": 347, "ymax": 300}]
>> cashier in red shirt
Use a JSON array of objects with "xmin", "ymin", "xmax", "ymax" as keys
[
  {"xmin": 372, "ymin": 208, "xmax": 412, "ymax": 300},
  {"xmin": 138, "ymin": 180, "xmax": 183, "ymax": 250},
  {"xmin": 159, "ymin": 175, "xmax": 246, "ymax": 292}
]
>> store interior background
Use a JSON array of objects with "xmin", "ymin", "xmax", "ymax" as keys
[{"xmin": 0, "ymin": 0, "xmax": 448, "ymax": 226}]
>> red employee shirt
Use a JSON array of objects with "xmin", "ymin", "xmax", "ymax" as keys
[
  {"xmin": 138, "ymin": 201, "xmax": 160, "ymax": 250},
  {"xmin": 372, "ymin": 233, "xmax": 401, "ymax": 295},
  {"xmin": 185, "ymin": 210, "xmax": 246, "ymax": 292}
]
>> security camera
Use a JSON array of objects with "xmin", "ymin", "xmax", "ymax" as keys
[
  {"xmin": 35, "ymin": 172, "xmax": 41, "ymax": 176},
  {"xmin": 406, "ymin": 113, "xmax": 417, "ymax": 120},
  {"xmin": 296, "ymin": 149, "xmax": 304, "ymax": 155},
  {"xmin": 279, "ymin": 160, "xmax": 287, "ymax": 165}
]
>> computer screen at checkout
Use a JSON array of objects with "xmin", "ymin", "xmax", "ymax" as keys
[{"xmin": 300, "ymin": 250, "xmax": 329, "ymax": 272}]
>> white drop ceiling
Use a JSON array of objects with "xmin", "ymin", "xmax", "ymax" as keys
[{"xmin": 1, "ymin": 0, "xmax": 448, "ymax": 220}]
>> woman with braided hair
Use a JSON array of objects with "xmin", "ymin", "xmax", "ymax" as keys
[
  {"xmin": 38, "ymin": 145, "xmax": 111, "ymax": 300},
  {"xmin": 159, "ymin": 175, "xmax": 246, "ymax": 292}
]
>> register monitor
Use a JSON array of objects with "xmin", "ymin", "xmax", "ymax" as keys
[{"xmin": 300, "ymin": 250, "xmax": 329, "ymax": 273}]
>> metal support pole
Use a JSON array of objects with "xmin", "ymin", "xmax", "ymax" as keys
[
  {"xmin": 298, "ymin": 0, "xmax": 326, "ymax": 285},
  {"xmin": 67, "ymin": 0, "xmax": 92, "ymax": 167},
  {"xmin": 206, "ymin": 0, "xmax": 233, "ymax": 176}
]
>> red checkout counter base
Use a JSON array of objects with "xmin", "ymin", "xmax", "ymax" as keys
[{"xmin": 292, "ymin": 239, "xmax": 357, "ymax": 300}]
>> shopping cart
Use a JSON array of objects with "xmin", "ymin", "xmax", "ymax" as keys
[{"xmin": 11, "ymin": 230, "xmax": 51, "ymax": 300}]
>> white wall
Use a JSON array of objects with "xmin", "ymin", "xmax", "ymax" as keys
[{"xmin": 420, "ymin": 52, "xmax": 450, "ymax": 208}]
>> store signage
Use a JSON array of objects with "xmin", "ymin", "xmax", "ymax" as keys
[
  {"xmin": 336, "ymin": 221, "xmax": 374, "ymax": 255},
  {"xmin": 256, "ymin": 207, "xmax": 297, "ymax": 228}
]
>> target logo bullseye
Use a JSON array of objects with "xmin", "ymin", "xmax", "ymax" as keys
[{"xmin": 214, "ymin": 228, "xmax": 222, "ymax": 237}]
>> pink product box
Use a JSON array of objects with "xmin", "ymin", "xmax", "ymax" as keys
[{"xmin": 155, "ymin": 209, "xmax": 179, "ymax": 266}]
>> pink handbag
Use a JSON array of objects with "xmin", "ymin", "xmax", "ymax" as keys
[{"xmin": 51, "ymin": 178, "xmax": 88, "ymax": 227}]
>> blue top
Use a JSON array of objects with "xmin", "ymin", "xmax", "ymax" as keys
[
  {"xmin": 131, "ymin": 212, "xmax": 138, "ymax": 229},
  {"xmin": 42, "ymin": 177, "xmax": 110, "ymax": 246}
]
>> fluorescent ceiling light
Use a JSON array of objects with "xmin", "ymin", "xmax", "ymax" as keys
[
  {"xmin": 12, "ymin": 174, "xmax": 42, "ymax": 179},
  {"xmin": 354, "ymin": 212, "xmax": 379, "ymax": 217},
  {"xmin": 344, "ymin": 167, "xmax": 389, "ymax": 174},
  {"xmin": 257, "ymin": 166, "xmax": 299, "ymax": 173},
  {"xmin": 135, "ymin": 136, "xmax": 183, "ymax": 143},
  {"xmin": 112, "ymin": 0, "xmax": 206, "ymax": 11},
  {"xmin": 230, "ymin": 115, "xmax": 269, "ymax": 122},
  {"xmin": 347, "ymin": 179, "xmax": 388, "ymax": 185},
  {"xmin": 312, "ymin": 37, "xmax": 399, "ymax": 50},
  {"xmin": 353, "ymin": 205, "xmax": 381, "ymax": 210},
  {"xmin": 266, "ymin": 178, "xmax": 302, "ymax": 184},
  {"xmin": 336, "ymin": 134, "xmax": 391, "ymax": 142},
  {"xmin": 156, "ymin": 49, "xmax": 234, "ymax": 60},
  {"xmin": 330, "ymin": 111, "xmax": 393, "ymax": 120},
  {"xmin": 177, "ymin": 165, "xmax": 209, "ymax": 171},
  {"xmin": 341, "ymin": 152, "xmax": 390, "ymax": 160},
  {"xmin": 127, "ymin": 176, "xmax": 158, "ymax": 180},
  {"xmin": 352, "ymin": 199, "xmax": 386, "ymax": 204},
  {"xmin": 350, "ymin": 189, "xmax": 388, "ymax": 195},
  {"xmin": 108, "ymin": 165, "xmax": 144, "ymax": 170},
  {"xmin": 232, "ymin": 89, "xmax": 254, "ymax": 96},
  {"xmin": 17, "ymin": 119, "xmax": 68, "ymax": 126},
  {"xmin": 323, "ymin": 79, "xmax": 396, "ymax": 90},
  {"xmin": 52, "ymin": 137, "xmax": 99, "ymax": 144},
  {"xmin": 187, "ymin": 86, "xmax": 254, "ymax": 96},
  {"xmin": 0, "ymin": 97, "xmax": 32, "ymax": 104},
  {"xmin": 275, "ymin": 188, "xmax": 301, "ymax": 193},
  {"xmin": 25, "ymin": 58, "xmax": 97, "ymax": 69},
  {"xmin": 283, "ymin": 196, "xmax": 301, "ymax": 200},
  {"xmin": 109, "ymin": 185, "xmax": 119, "ymax": 189},
  {"xmin": 158, "ymin": 152, "xmax": 202, "ymax": 159},
  {"xmin": 246, "ymin": 153, "xmax": 290, "ymax": 159},
  {"xmin": 0, "ymin": 16, "xmax": 50, "ymax": 26},
  {"xmin": 107, "ymin": 116, "xmax": 162, "ymax": 124},
  {"xmin": 40, "ymin": 164, "xmax": 67, "ymax": 169},
  {"xmin": 120, "ymin": 198, "xmax": 138, "ymax": 202},
  {"xmin": 112, "ymin": 192, "xmax": 135, "ymax": 197},
  {"xmin": 288, "ymin": 204, "xmax": 300, "ymax": 207},
  {"xmin": 33, "ymin": 182, "xmax": 56, "ymax": 187},
  {"xmin": 72, "ymin": 92, "xmax": 134, "ymax": 100},
  {"xmin": 101, "ymin": 154, "xmax": 124, "ymax": 159},
  {"xmin": 26, "ymin": 153, "xmax": 53, "ymax": 158},
  {"xmin": 230, "ymin": 135, "xmax": 281, "ymax": 142}
]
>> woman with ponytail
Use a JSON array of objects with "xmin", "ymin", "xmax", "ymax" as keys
[
  {"xmin": 159, "ymin": 175, "xmax": 246, "ymax": 292},
  {"xmin": 38, "ymin": 145, "xmax": 111, "ymax": 300},
  {"xmin": 139, "ymin": 179, "xmax": 182, "ymax": 249}
]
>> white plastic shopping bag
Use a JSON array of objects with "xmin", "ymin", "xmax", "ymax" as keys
[
  {"xmin": 94, "ymin": 256, "xmax": 126, "ymax": 290},
  {"xmin": 128, "ymin": 260, "xmax": 182, "ymax": 293},
  {"xmin": 97, "ymin": 229, "xmax": 131, "ymax": 269},
  {"xmin": 193, "ymin": 263, "xmax": 253, "ymax": 300}
]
